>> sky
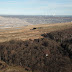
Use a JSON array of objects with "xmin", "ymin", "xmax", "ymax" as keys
[{"xmin": 0, "ymin": 0, "xmax": 72, "ymax": 15}]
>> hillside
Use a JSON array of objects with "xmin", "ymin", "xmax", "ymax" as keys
[
  {"xmin": 0, "ymin": 16, "xmax": 32, "ymax": 29},
  {"xmin": 0, "ymin": 23, "xmax": 72, "ymax": 72}
]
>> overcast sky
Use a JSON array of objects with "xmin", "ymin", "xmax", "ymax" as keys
[{"xmin": 0, "ymin": 0, "xmax": 72, "ymax": 15}]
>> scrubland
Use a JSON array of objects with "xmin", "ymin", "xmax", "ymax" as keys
[{"xmin": 0, "ymin": 22, "xmax": 72, "ymax": 72}]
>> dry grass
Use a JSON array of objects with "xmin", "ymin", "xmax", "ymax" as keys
[
  {"xmin": 0, "ymin": 22, "xmax": 72, "ymax": 42},
  {"xmin": 0, "ymin": 60, "xmax": 30, "ymax": 72},
  {"xmin": 0, "ymin": 66, "xmax": 30, "ymax": 72}
]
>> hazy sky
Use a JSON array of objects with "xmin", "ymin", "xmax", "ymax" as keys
[{"xmin": 0, "ymin": 0, "xmax": 72, "ymax": 15}]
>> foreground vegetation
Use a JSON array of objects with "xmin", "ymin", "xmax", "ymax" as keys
[{"xmin": 0, "ymin": 27, "xmax": 72, "ymax": 72}]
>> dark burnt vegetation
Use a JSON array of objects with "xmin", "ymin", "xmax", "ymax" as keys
[{"xmin": 0, "ymin": 28, "xmax": 72, "ymax": 72}]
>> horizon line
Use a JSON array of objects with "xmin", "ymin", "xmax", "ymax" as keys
[{"xmin": 0, "ymin": 14, "xmax": 72, "ymax": 16}]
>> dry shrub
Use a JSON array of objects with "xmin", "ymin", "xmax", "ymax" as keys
[{"xmin": 0, "ymin": 28, "xmax": 72, "ymax": 72}]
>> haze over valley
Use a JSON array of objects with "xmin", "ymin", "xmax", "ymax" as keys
[{"xmin": 0, "ymin": 15, "xmax": 72, "ymax": 29}]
